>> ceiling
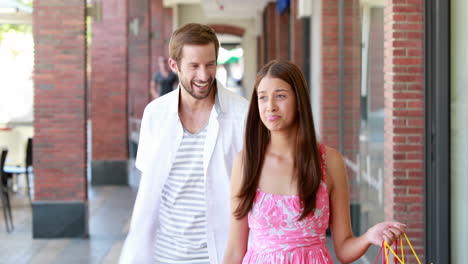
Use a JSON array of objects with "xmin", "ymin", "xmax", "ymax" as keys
[
  {"xmin": 200, "ymin": 0, "xmax": 273, "ymax": 19},
  {"xmin": 0, "ymin": 0, "xmax": 32, "ymax": 24},
  {"xmin": 164, "ymin": 0, "xmax": 274, "ymax": 19}
]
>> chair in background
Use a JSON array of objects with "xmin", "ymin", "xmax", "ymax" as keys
[
  {"xmin": 3, "ymin": 137, "xmax": 33, "ymax": 201},
  {"xmin": 0, "ymin": 149, "xmax": 14, "ymax": 233}
]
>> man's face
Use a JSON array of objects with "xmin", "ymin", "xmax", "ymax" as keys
[
  {"xmin": 169, "ymin": 43, "xmax": 217, "ymax": 100},
  {"xmin": 158, "ymin": 58, "xmax": 167, "ymax": 71}
]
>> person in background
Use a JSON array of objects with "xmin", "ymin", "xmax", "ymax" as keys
[
  {"xmin": 223, "ymin": 60, "xmax": 406, "ymax": 264},
  {"xmin": 120, "ymin": 23, "xmax": 248, "ymax": 264},
  {"xmin": 150, "ymin": 56, "xmax": 178, "ymax": 100}
]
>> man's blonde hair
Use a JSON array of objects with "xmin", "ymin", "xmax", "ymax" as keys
[{"xmin": 169, "ymin": 23, "xmax": 219, "ymax": 64}]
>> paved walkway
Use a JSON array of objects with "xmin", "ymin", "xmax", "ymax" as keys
[
  {"xmin": 0, "ymin": 186, "xmax": 137, "ymax": 264},
  {"xmin": 0, "ymin": 172, "xmax": 371, "ymax": 263}
]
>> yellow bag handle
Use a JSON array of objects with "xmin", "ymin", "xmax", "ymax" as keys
[{"xmin": 383, "ymin": 233, "xmax": 422, "ymax": 264}]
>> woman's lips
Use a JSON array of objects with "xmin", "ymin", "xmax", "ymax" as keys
[{"xmin": 267, "ymin": 115, "xmax": 280, "ymax": 121}]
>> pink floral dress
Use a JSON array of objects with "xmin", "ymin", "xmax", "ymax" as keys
[{"xmin": 242, "ymin": 144, "xmax": 333, "ymax": 264}]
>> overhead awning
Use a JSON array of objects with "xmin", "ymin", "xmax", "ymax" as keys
[{"xmin": 217, "ymin": 47, "xmax": 243, "ymax": 65}]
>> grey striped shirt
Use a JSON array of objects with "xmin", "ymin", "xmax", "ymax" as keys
[{"xmin": 154, "ymin": 125, "xmax": 209, "ymax": 264}]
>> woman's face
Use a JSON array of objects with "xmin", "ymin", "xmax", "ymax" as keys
[{"xmin": 257, "ymin": 76, "xmax": 297, "ymax": 132}]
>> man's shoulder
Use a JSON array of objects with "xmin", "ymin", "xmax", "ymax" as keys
[{"xmin": 144, "ymin": 89, "xmax": 178, "ymax": 115}]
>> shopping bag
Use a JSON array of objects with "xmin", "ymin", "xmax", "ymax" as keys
[{"xmin": 373, "ymin": 233, "xmax": 422, "ymax": 264}]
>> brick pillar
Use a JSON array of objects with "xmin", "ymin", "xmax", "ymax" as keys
[
  {"xmin": 128, "ymin": 0, "xmax": 150, "ymax": 128},
  {"xmin": 320, "ymin": 0, "xmax": 361, "ymax": 156},
  {"xmin": 320, "ymin": 0, "xmax": 361, "ymax": 235},
  {"xmin": 150, "ymin": 0, "xmax": 173, "ymax": 103},
  {"xmin": 321, "ymin": 0, "xmax": 340, "ymax": 148},
  {"xmin": 33, "ymin": 0, "xmax": 88, "ymax": 238},
  {"xmin": 290, "ymin": 0, "xmax": 304, "ymax": 71},
  {"xmin": 265, "ymin": 3, "xmax": 277, "ymax": 62},
  {"xmin": 90, "ymin": 0, "xmax": 129, "ymax": 185},
  {"xmin": 275, "ymin": 7, "xmax": 290, "ymax": 60},
  {"xmin": 384, "ymin": 0, "xmax": 425, "ymax": 262}
]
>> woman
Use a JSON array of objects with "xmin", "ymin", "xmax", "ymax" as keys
[{"xmin": 223, "ymin": 60, "xmax": 405, "ymax": 264}]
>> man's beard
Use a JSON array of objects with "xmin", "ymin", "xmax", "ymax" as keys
[{"xmin": 180, "ymin": 78, "xmax": 215, "ymax": 100}]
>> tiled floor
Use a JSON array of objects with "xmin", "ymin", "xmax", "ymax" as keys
[
  {"xmin": 0, "ymin": 170, "xmax": 371, "ymax": 264},
  {"xmin": 0, "ymin": 185, "xmax": 137, "ymax": 264}
]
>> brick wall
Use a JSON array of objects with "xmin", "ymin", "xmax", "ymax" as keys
[
  {"xmin": 91, "ymin": 0, "xmax": 128, "ymax": 161},
  {"xmin": 258, "ymin": 2, "xmax": 292, "ymax": 66},
  {"xmin": 264, "ymin": 3, "xmax": 277, "ymax": 63},
  {"xmin": 290, "ymin": 0, "xmax": 304, "ymax": 71},
  {"xmin": 33, "ymin": 0, "xmax": 87, "ymax": 200},
  {"xmin": 320, "ymin": 0, "xmax": 361, "ymax": 167},
  {"xmin": 148, "ymin": 0, "xmax": 173, "ymax": 111},
  {"xmin": 210, "ymin": 24, "xmax": 245, "ymax": 37},
  {"xmin": 321, "ymin": 0, "xmax": 340, "ymax": 149},
  {"xmin": 342, "ymin": 1, "xmax": 361, "ymax": 164},
  {"xmin": 275, "ymin": 8, "xmax": 290, "ymax": 60},
  {"xmin": 128, "ymin": 0, "xmax": 151, "ymax": 120},
  {"xmin": 384, "ymin": 0, "xmax": 425, "ymax": 261}
]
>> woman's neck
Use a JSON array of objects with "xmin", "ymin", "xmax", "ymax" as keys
[{"xmin": 268, "ymin": 126, "xmax": 298, "ymax": 158}]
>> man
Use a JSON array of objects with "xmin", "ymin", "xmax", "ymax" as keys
[
  {"xmin": 119, "ymin": 23, "xmax": 248, "ymax": 264},
  {"xmin": 149, "ymin": 56, "xmax": 178, "ymax": 100}
]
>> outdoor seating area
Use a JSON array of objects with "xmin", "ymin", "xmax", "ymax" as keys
[{"xmin": 0, "ymin": 137, "xmax": 33, "ymax": 232}]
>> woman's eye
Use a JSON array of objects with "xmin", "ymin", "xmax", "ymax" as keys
[
  {"xmin": 277, "ymin": 94, "xmax": 286, "ymax": 99},
  {"xmin": 258, "ymin": 96, "xmax": 266, "ymax": 101}
]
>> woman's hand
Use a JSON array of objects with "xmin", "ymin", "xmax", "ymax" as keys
[{"xmin": 365, "ymin": 221, "xmax": 406, "ymax": 246}]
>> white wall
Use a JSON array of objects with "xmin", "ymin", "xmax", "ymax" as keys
[
  {"xmin": 310, "ymin": 0, "xmax": 322, "ymax": 138},
  {"xmin": 451, "ymin": 0, "xmax": 468, "ymax": 263},
  {"xmin": 175, "ymin": 4, "xmax": 257, "ymax": 98}
]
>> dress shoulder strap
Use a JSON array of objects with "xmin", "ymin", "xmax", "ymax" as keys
[{"xmin": 318, "ymin": 143, "xmax": 327, "ymax": 181}]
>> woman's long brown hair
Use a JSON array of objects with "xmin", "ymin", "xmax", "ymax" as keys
[{"xmin": 234, "ymin": 60, "xmax": 323, "ymax": 221}]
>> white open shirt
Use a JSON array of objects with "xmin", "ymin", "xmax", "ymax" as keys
[{"xmin": 119, "ymin": 82, "xmax": 248, "ymax": 264}]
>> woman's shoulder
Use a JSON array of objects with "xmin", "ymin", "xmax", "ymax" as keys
[
  {"xmin": 320, "ymin": 145, "xmax": 346, "ymax": 189},
  {"xmin": 322, "ymin": 145, "xmax": 343, "ymax": 163}
]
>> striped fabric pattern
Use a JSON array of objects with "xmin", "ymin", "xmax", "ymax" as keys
[{"xmin": 154, "ymin": 126, "xmax": 209, "ymax": 264}]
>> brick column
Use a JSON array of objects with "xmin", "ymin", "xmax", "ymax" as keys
[
  {"xmin": 320, "ymin": 0, "xmax": 361, "ymax": 158},
  {"xmin": 275, "ymin": 7, "xmax": 290, "ymax": 60},
  {"xmin": 290, "ymin": 0, "xmax": 304, "ymax": 71},
  {"xmin": 265, "ymin": 3, "xmax": 277, "ymax": 62},
  {"xmin": 90, "ymin": 0, "xmax": 129, "ymax": 185},
  {"xmin": 150, "ymin": 0, "xmax": 173, "ymax": 103},
  {"xmin": 33, "ymin": 0, "xmax": 88, "ymax": 238},
  {"xmin": 384, "ymin": 0, "xmax": 425, "ymax": 261},
  {"xmin": 320, "ymin": 0, "xmax": 361, "ymax": 234},
  {"xmin": 321, "ymin": 0, "xmax": 340, "ymax": 148},
  {"xmin": 128, "ymin": 0, "xmax": 150, "ymax": 127}
]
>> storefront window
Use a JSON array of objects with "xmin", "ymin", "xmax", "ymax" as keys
[
  {"xmin": 341, "ymin": 1, "xmax": 386, "ymax": 261},
  {"xmin": 451, "ymin": 0, "xmax": 468, "ymax": 262}
]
